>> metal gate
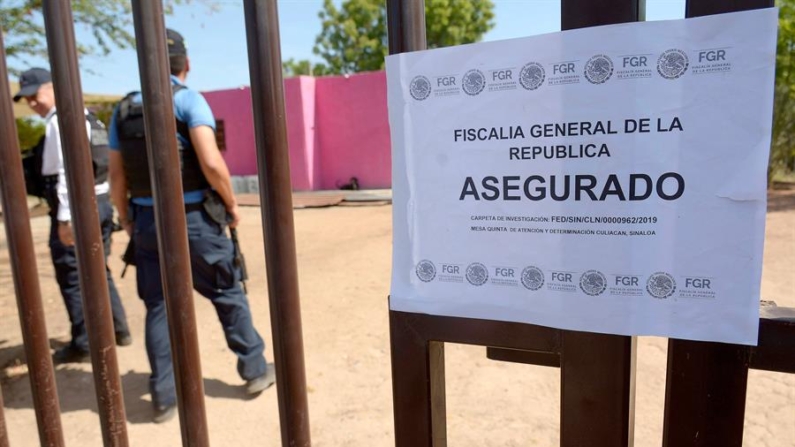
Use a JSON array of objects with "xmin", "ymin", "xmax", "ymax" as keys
[
  {"xmin": 386, "ymin": 1, "xmax": 795, "ymax": 446},
  {"xmin": 0, "ymin": 1, "xmax": 310, "ymax": 446},
  {"xmin": 1, "ymin": 0, "xmax": 792, "ymax": 446}
]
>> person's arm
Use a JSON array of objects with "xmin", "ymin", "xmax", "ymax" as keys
[
  {"xmin": 189, "ymin": 125, "xmax": 240, "ymax": 228},
  {"xmin": 107, "ymin": 107, "xmax": 132, "ymax": 235},
  {"xmin": 109, "ymin": 151, "xmax": 130, "ymax": 234},
  {"xmin": 179, "ymin": 89, "xmax": 240, "ymax": 227},
  {"xmin": 45, "ymin": 117, "xmax": 75, "ymax": 246}
]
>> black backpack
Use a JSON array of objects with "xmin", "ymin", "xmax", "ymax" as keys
[
  {"xmin": 21, "ymin": 136, "xmax": 46, "ymax": 198},
  {"xmin": 86, "ymin": 112, "xmax": 110, "ymax": 185},
  {"xmin": 115, "ymin": 85, "xmax": 209, "ymax": 198},
  {"xmin": 22, "ymin": 112, "xmax": 110, "ymax": 198}
]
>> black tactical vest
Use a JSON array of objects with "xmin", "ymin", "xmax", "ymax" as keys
[
  {"xmin": 116, "ymin": 85, "xmax": 209, "ymax": 198},
  {"xmin": 22, "ymin": 111, "xmax": 109, "ymax": 198}
]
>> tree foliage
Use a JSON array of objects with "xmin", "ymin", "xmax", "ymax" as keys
[
  {"xmin": 772, "ymin": 0, "xmax": 795, "ymax": 179},
  {"xmin": 0, "ymin": 0, "xmax": 208, "ymax": 75},
  {"xmin": 283, "ymin": 58, "xmax": 331, "ymax": 77},
  {"xmin": 305, "ymin": 0, "xmax": 495, "ymax": 75},
  {"xmin": 15, "ymin": 116, "xmax": 44, "ymax": 151}
]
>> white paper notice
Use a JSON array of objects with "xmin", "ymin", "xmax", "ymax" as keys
[{"xmin": 386, "ymin": 9, "xmax": 779, "ymax": 345}]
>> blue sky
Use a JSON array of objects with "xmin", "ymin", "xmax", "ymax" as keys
[{"xmin": 61, "ymin": 0, "xmax": 686, "ymax": 94}]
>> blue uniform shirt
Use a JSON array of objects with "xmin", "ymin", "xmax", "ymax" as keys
[{"xmin": 109, "ymin": 75, "xmax": 215, "ymax": 205}]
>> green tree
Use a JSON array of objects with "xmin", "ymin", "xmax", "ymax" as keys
[
  {"xmin": 283, "ymin": 58, "xmax": 331, "ymax": 77},
  {"xmin": 311, "ymin": 0, "xmax": 495, "ymax": 74},
  {"xmin": 1, "ymin": 0, "xmax": 211, "ymax": 75},
  {"xmin": 15, "ymin": 116, "xmax": 44, "ymax": 151},
  {"xmin": 772, "ymin": 0, "xmax": 795, "ymax": 182}
]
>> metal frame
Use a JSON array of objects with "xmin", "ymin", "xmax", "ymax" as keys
[
  {"xmin": 0, "ymin": 0, "xmax": 311, "ymax": 445},
  {"xmin": 0, "ymin": 0, "xmax": 784, "ymax": 445},
  {"xmin": 243, "ymin": 2, "xmax": 312, "ymax": 445},
  {"xmin": 0, "ymin": 22, "xmax": 65, "ymax": 447},
  {"xmin": 386, "ymin": 0, "xmax": 778, "ymax": 446},
  {"xmin": 41, "ymin": 1, "xmax": 129, "ymax": 445},
  {"xmin": 129, "ymin": 2, "xmax": 210, "ymax": 444}
]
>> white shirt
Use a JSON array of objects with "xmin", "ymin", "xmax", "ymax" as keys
[{"xmin": 42, "ymin": 107, "xmax": 110, "ymax": 222}]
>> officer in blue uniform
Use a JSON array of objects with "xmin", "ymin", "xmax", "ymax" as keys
[
  {"xmin": 108, "ymin": 29, "xmax": 274, "ymax": 423},
  {"xmin": 14, "ymin": 68, "xmax": 131, "ymax": 363}
]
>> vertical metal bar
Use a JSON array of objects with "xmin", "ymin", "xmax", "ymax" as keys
[
  {"xmin": 560, "ymin": 331, "xmax": 636, "ymax": 447},
  {"xmin": 662, "ymin": 340, "xmax": 749, "ymax": 447},
  {"xmin": 561, "ymin": 0, "xmax": 643, "ymax": 29},
  {"xmin": 0, "ymin": 25, "xmax": 65, "ymax": 447},
  {"xmin": 242, "ymin": 2, "xmax": 311, "ymax": 445},
  {"xmin": 389, "ymin": 311, "xmax": 447, "ymax": 447},
  {"xmin": 41, "ymin": 2, "xmax": 128, "ymax": 445},
  {"xmin": 428, "ymin": 341, "xmax": 447, "ymax": 447},
  {"xmin": 387, "ymin": 0, "xmax": 427, "ymax": 54},
  {"xmin": 557, "ymin": 2, "xmax": 639, "ymax": 446},
  {"xmin": 129, "ymin": 2, "xmax": 209, "ymax": 445},
  {"xmin": 0, "ymin": 386, "xmax": 6, "ymax": 447},
  {"xmin": 385, "ymin": 2, "xmax": 431, "ymax": 445},
  {"xmin": 659, "ymin": 3, "xmax": 775, "ymax": 447}
]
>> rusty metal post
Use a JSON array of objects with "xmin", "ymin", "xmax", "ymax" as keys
[
  {"xmin": 0, "ymin": 25, "xmax": 66, "ymax": 447},
  {"xmin": 560, "ymin": 331, "xmax": 636, "ymax": 447},
  {"xmin": 663, "ymin": 340, "xmax": 749, "ymax": 447},
  {"xmin": 0, "ymin": 385, "xmax": 6, "ymax": 447},
  {"xmin": 242, "ymin": 2, "xmax": 311, "ymax": 446},
  {"xmin": 389, "ymin": 311, "xmax": 446, "ymax": 447},
  {"xmin": 387, "ymin": 0, "xmax": 427, "ymax": 54},
  {"xmin": 557, "ymin": 3, "xmax": 640, "ymax": 446},
  {"xmin": 130, "ymin": 1, "xmax": 209, "ymax": 445},
  {"xmin": 385, "ymin": 2, "xmax": 429, "ymax": 445},
  {"xmin": 41, "ymin": 2, "xmax": 129, "ymax": 445}
]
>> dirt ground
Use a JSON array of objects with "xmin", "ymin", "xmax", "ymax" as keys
[{"xmin": 1, "ymin": 189, "xmax": 794, "ymax": 446}]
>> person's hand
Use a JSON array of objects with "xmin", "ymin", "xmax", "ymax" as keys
[
  {"xmin": 227, "ymin": 204, "xmax": 241, "ymax": 229},
  {"xmin": 122, "ymin": 221, "xmax": 133, "ymax": 237},
  {"xmin": 118, "ymin": 215, "xmax": 133, "ymax": 237},
  {"xmin": 58, "ymin": 221, "xmax": 75, "ymax": 246}
]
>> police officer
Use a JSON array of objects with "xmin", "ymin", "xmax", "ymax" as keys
[
  {"xmin": 14, "ymin": 68, "xmax": 132, "ymax": 363},
  {"xmin": 108, "ymin": 29, "xmax": 274, "ymax": 424}
]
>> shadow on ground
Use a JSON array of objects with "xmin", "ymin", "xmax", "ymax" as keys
[
  {"xmin": 768, "ymin": 185, "xmax": 795, "ymax": 213},
  {"xmin": 1, "ymin": 346, "xmax": 248, "ymax": 425}
]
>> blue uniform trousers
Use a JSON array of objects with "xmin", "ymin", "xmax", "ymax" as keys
[
  {"xmin": 132, "ymin": 204, "xmax": 267, "ymax": 408},
  {"xmin": 47, "ymin": 193, "xmax": 129, "ymax": 352}
]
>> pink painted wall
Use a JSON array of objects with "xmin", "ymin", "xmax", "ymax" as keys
[
  {"xmin": 203, "ymin": 70, "xmax": 391, "ymax": 191},
  {"xmin": 284, "ymin": 77, "xmax": 318, "ymax": 191},
  {"xmin": 203, "ymin": 78, "xmax": 318, "ymax": 190},
  {"xmin": 315, "ymin": 71, "xmax": 391, "ymax": 190},
  {"xmin": 201, "ymin": 87, "xmax": 255, "ymax": 176}
]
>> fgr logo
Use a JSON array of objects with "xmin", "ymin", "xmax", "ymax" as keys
[
  {"xmin": 461, "ymin": 69, "xmax": 486, "ymax": 96},
  {"xmin": 521, "ymin": 266, "xmax": 545, "ymax": 291},
  {"xmin": 615, "ymin": 275, "xmax": 640, "ymax": 287},
  {"xmin": 584, "ymin": 55, "xmax": 614, "ymax": 84},
  {"xmin": 646, "ymin": 272, "xmax": 676, "ymax": 299},
  {"xmin": 492, "ymin": 69, "xmax": 512, "ymax": 81},
  {"xmin": 553, "ymin": 62, "xmax": 575, "ymax": 75},
  {"xmin": 657, "ymin": 49, "xmax": 689, "ymax": 80},
  {"xmin": 437, "ymin": 76, "xmax": 456, "ymax": 87},
  {"xmin": 415, "ymin": 260, "xmax": 436, "ymax": 282},
  {"xmin": 685, "ymin": 277, "xmax": 712, "ymax": 289},
  {"xmin": 622, "ymin": 56, "xmax": 648, "ymax": 68},
  {"xmin": 409, "ymin": 75, "xmax": 432, "ymax": 101},
  {"xmin": 519, "ymin": 62, "xmax": 545, "ymax": 90},
  {"xmin": 698, "ymin": 49, "xmax": 726, "ymax": 63},
  {"xmin": 465, "ymin": 262, "xmax": 489, "ymax": 286},
  {"xmin": 579, "ymin": 270, "xmax": 607, "ymax": 296}
]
